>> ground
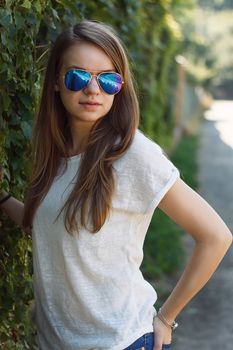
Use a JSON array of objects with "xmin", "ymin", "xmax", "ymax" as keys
[{"xmin": 172, "ymin": 100, "xmax": 233, "ymax": 349}]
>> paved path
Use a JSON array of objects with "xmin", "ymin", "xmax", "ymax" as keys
[{"xmin": 173, "ymin": 100, "xmax": 233, "ymax": 350}]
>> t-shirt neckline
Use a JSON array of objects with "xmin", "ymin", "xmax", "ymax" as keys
[{"xmin": 61, "ymin": 153, "xmax": 83, "ymax": 161}]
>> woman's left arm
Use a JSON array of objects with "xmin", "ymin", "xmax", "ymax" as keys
[{"xmin": 153, "ymin": 178, "xmax": 232, "ymax": 350}]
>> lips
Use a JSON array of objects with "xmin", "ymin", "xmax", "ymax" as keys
[
  {"xmin": 79, "ymin": 101, "xmax": 102, "ymax": 110},
  {"xmin": 80, "ymin": 101, "xmax": 101, "ymax": 105}
]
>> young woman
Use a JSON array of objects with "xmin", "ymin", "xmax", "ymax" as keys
[{"xmin": 0, "ymin": 19, "xmax": 232, "ymax": 350}]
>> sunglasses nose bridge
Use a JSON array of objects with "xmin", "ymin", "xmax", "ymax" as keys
[{"xmin": 86, "ymin": 73, "xmax": 101, "ymax": 91}]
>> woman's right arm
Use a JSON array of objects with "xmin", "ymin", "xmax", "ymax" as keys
[
  {"xmin": 0, "ymin": 191, "xmax": 31, "ymax": 235},
  {"xmin": 0, "ymin": 167, "xmax": 32, "ymax": 236}
]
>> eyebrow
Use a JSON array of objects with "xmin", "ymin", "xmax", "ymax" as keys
[{"xmin": 66, "ymin": 65, "xmax": 115, "ymax": 73}]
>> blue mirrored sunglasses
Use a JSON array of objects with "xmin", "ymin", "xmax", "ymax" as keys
[{"xmin": 64, "ymin": 69, "xmax": 124, "ymax": 95}]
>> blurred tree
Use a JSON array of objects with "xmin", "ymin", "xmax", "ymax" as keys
[
  {"xmin": 175, "ymin": 3, "xmax": 217, "ymax": 88},
  {"xmin": 195, "ymin": 0, "xmax": 233, "ymax": 98},
  {"xmin": 198, "ymin": 0, "xmax": 233, "ymax": 10}
]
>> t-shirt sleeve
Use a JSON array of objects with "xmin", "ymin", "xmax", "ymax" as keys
[
  {"xmin": 112, "ymin": 131, "xmax": 180, "ymax": 215},
  {"xmin": 143, "ymin": 142, "xmax": 180, "ymax": 213}
]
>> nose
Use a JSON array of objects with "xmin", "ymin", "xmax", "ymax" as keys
[{"xmin": 84, "ymin": 75, "xmax": 100, "ymax": 94}]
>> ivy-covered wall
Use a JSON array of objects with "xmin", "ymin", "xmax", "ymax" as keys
[{"xmin": 0, "ymin": 0, "xmax": 194, "ymax": 347}]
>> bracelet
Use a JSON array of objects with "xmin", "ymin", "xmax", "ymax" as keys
[
  {"xmin": 0, "ymin": 193, "xmax": 12, "ymax": 206},
  {"xmin": 157, "ymin": 308, "xmax": 178, "ymax": 331}
]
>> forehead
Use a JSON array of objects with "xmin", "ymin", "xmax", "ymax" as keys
[{"xmin": 61, "ymin": 41, "xmax": 115, "ymax": 72}]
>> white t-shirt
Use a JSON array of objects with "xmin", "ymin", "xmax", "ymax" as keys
[{"xmin": 32, "ymin": 128, "xmax": 180, "ymax": 350}]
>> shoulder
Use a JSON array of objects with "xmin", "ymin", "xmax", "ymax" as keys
[
  {"xmin": 111, "ymin": 129, "xmax": 180, "ymax": 214},
  {"xmin": 130, "ymin": 128, "xmax": 163, "ymax": 158},
  {"xmin": 113, "ymin": 128, "xmax": 169, "ymax": 171}
]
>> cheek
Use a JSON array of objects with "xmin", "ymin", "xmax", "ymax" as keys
[
  {"xmin": 59, "ymin": 90, "xmax": 81, "ymax": 112},
  {"xmin": 103, "ymin": 96, "xmax": 115, "ymax": 113}
]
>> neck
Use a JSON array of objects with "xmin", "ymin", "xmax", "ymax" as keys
[{"xmin": 68, "ymin": 121, "xmax": 94, "ymax": 156}]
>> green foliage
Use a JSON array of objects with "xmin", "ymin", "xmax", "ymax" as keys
[
  {"xmin": 175, "ymin": 4, "xmax": 218, "ymax": 89},
  {"xmin": 171, "ymin": 132, "xmax": 199, "ymax": 189},
  {"xmin": 142, "ymin": 209, "xmax": 184, "ymax": 279},
  {"xmin": 198, "ymin": 0, "xmax": 233, "ymax": 10},
  {"xmin": 0, "ymin": 1, "xmax": 52, "ymax": 348},
  {"xmin": 0, "ymin": 0, "xmax": 197, "ymax": 347},
  {"xmin": 199, "ymin": 9, "xmax": 233, "ymax": 96},
  {"xmin": 183, "ymin": 2, "xmax": 233, "ymax": 95}
]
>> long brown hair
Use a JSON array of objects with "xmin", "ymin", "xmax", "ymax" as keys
[{"xmin": 22, "ymin": 19, "xmax": 140, "ymax": 235}]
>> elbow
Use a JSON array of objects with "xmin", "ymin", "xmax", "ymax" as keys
[
  {"xmin": 226, "ymin": 231, "xmax": 233, "ymax": 248},
  {"xmin": 217, "ymin": 229, "xmax": 232, "ymax": 252},
  {"xmin": 200, "ymin": 229, "xmax": 233, "ymax": 253}
]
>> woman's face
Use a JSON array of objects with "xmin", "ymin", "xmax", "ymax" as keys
[{"xmin": 55, "ymin": 41, "xmax": 116, "ymax": 125}]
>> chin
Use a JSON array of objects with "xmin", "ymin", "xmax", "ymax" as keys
[{"xmin": 78, "ymin": 115, "xmax": 104, "ymax": 123}]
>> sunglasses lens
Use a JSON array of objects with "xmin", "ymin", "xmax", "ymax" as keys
[
  {"xmin": 64, "ymin": 69, "xmax": 90, "ymax": 91},
  {"xmin": 98, "ymin": 72, "xmax": 123, "ymax": 95}
]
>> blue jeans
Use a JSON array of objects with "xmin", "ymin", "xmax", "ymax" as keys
[{"xmin": 123, "ymin": 332, "xmax": 171, "ymax": 350}]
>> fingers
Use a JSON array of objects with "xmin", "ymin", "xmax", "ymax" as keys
[
  {"xmin": 153, "ymin": 336, "xmax": 171, "ymax": 350},
  {"xmin": 154, "ymin": 344, "xmax": 171, "ymax": 350},
  {"xmin": 153, "ymin": 336, "xmax": 163, "ymax": 350},
  {"xmin": 153, "ymin": 316, "xmax": 172, "ymax": 350}
]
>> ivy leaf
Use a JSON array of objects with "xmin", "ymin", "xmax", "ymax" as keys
[
  {"xmin": 33, "ymin": 1, "xmax": 42, "ymax": 13},
  {"xmin": 0, "ymin": 9, "xmax": 13, "ymax": 26},
  {"xmin": 21, "ymin": 0, "xmax": 32, "ymax": 9},
  {"xmin": 11, "ymin": 158, "xmax": 21, "ymax": 171},
  {"xmin": 19, "ymin": 93, "xmax": 32, "ymax": 109},
  {"xmin": 0, "ymin": 94, "xmax": 11, "ymax": 111},
  {"xmin": 0, "ymin": 332, "xmax": 8, "ymax": 342},
  {"xmin": 14, "ymin": 11, "xmax": 26, "ymax": 29},
  {"xmin": 0, "ymin": 31, "xmax": 7, "ymax": 46},
  {"xmin": 56, "ymin": 0, "xmax": 80, "ymax": 17},
  {"xmin": 21, "ymin": 121, "xmax": 32, "ymax": 140},
  {"xmin": 25, "ymin": 13, "xmax": 37, "ymax": 26},
  {"xmin": 51, "ymin": 8, "xmax": 60, "ymax": 20}
]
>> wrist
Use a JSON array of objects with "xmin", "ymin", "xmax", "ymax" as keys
[
  {"xmin": 156, "ymin": 308, "xmax": 179, "ymax": 331},
  {"xmin": 0, "ymin": 190, "xmax": 8, "ymax": 200},
  {"xmin": 158, "ymin": 304, "xmax": 178, "ymax": 324},
  {"xmin": 0, "ymin": 191, "xmax": 12, "ymax": 207}
]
